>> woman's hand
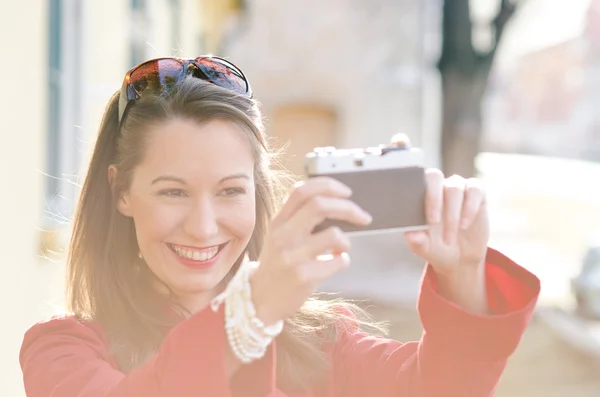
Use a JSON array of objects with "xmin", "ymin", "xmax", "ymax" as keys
[
  {"xmin": 405, "ymin": 170, "xmax": 490, "ymax": 314},
  {"xmin": 405, "ymin": 170, "xmax": 489, "ymax": 275},
  {"xmin": 250, "ymin": 177, "xmax": 372, "ymax": 325}
]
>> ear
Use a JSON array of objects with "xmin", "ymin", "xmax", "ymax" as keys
[{"xmin": 108, "ymin": 165, "xmax": 134, "ymax": 217}]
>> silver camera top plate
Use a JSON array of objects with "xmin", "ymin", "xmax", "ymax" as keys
[{"xmin": 305, "ymin": 145, "xmax": 425, "ymax": 176}]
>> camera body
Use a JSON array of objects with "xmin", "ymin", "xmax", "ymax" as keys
[{"xmin": 305, "ymin": 143, "xmax": 428, "ymax": 235}]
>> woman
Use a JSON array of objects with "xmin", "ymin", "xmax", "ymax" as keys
[{"xmin": 20, "ymin": 56, "xmax": 540, "ymax": 397}]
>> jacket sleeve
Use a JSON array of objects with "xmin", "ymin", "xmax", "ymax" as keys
[
  {"xmin": 20, "ymin": 306, "xmax": 244, "ymax": 397},
  {"xmin": 331, "ymin": 248, "xmax": 540, "ymax": 397}
]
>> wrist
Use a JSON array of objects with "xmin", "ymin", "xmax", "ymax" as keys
[
  {"xmin": 437, "ymin": 258, "xmax": 485, "ymax": 281},
  {"xmin": 248, "ymin": 270, "xmax": 279, "ymax": 327},
  {"xmin": 435, "ymin": 259, "xmax": 489, "ymax": 315}
]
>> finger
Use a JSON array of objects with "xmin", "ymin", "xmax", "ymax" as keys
[
  {"xmin": 425, "ymin": 168, "xmax": 444, "ymax": 224},
  {"xmin": 442, "ymin": 175, "xmax": 466, "ymax": 245},
  {"xmin": 390, "ymin": 133, "xmax": 411, "ymax": 147},
  {"xmin": 460, "ymin": 178, "xmax": 486, "ymax": 230},
  {"xmin": 272, "ymin": 177, "xmax": 352, "ymax": 227},
  {"xmin": 303, "ymin": 226, "xmax": 351, "ymax": 259},
  {"xmin": 299, "ymin": 253, "xmax": 351, "ymax": 284},
  {"xmin": 286, "ymin": 196, "xmax": 372, "ymax": 234},
  {"xmin": 404, "ymin": 230, "xmax": 430, "ymax": 258},
  {"xmin": 274, "ymin": 226, "xmax": 350, "ymax": 274}
]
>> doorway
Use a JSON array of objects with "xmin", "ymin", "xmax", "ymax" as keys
[{"xmin": 270, "ymin": 104, "xmax": 338, "ymax": 178}]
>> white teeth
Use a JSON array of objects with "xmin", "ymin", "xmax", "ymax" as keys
[{"xmin": 172, "ymin": 244, "xmax": 219, "ymax": 261}]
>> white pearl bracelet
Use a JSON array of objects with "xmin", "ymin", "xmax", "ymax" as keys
[{"xmin": 211, "ymin": 260, "xmax": 283, "ymax": 364}]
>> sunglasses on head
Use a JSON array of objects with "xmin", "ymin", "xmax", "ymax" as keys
[{"xmin": 118, "ymin": 56, "xmax": 252, "ymax": 124}]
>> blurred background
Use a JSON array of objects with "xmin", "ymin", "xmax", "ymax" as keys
[{"xmin": 2, "ymin": 0, "xmax": 600, "ymax": 395}]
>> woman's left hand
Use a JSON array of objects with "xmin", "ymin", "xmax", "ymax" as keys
[{"xmin": 405, "ymin": 169, "xmax": 489, "ymax": 279}]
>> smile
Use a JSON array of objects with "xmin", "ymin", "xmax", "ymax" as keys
[{"xmin": 167, "ymin": 242, "xmax": 225, "ymax": 262}]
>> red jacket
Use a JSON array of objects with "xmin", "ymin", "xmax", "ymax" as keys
[{"xmin": 20, "ymin": 248, "xmax": 540, "ymax": 397}]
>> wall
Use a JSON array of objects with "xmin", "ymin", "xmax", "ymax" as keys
[
  {"xmin": 222, "ymin": 0, "xmax": 441, "ymax": 169},
  {"xmin": 1, "ymin": 1, "xmax": 50, "ymax": 395},
  {"xmin": 0, "ymin": 1, "xmax": 204, "ymax": 394}
]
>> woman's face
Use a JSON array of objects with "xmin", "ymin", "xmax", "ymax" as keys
[{"xmin": 116, "ymin": 118, "xmax": 256, "ymax": 311}]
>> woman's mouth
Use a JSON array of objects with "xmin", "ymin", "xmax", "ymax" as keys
[{"xmin": 167, "ymin": 242, "xmax": 227, "ymax": 268}]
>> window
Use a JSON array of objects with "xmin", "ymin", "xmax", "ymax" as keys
[
  {"xmin": 169, "ymin": 0, "xmax": 181, "ymax": 52},
  {"xmin": 130, "ymin": 0, "xmax": 182, "ymax": 66},
  {"xmin": 45, "ymin": 0, "xmax": 83, "ymax": 229},
  {"xmin": 130, "ymin": 0, "xmax": 148, "ymax": 67},
  {"xmin": 47, "ymin": 0, "xmax": 61, "ymax": 216}
]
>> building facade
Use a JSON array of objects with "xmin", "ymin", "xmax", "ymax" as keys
[
  {"xmin": 483, "ymin": 0, "xmax": 600, "ymax": 161},
  {"xmin": 221, "ymin": 0, "xmax": 442, "ymax": 176}
]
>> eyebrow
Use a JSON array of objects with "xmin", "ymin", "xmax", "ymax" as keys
[
  {"xmin": 151, "ymin": 175, "xmax": 186, "ymax": 185},
  {"xmin": 151, "ymin": 173, "xmax": 250, "ymax": 185},
  {"xmin": 219, "ymin": 173, "xmax": 251, "ymax": 183}
]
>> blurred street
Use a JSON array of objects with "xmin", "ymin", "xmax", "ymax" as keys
[{"xmin": 367, "ymin": 304, "xmax": 600, "ymax": 397}]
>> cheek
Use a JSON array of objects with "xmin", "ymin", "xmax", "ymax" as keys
[
  {"xmin": 221, "ymin": 195, "xmax": 256, "ymax": 240},
  {"xmin": 131, "ymin": 196, "xmax": 187, "ymax": 240}
]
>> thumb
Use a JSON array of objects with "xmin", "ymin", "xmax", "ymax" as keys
[{"xmin": 404, "ymin": 230, "xmax": 430, "ymax": 258}]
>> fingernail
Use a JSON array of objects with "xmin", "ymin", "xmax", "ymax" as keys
[
  {"xmin": 341, "ymin": 252, "xmax": 351, "ymax": 267},
  {"xmin": 363, "ymin": 211, "xmax": 373, "ymax": 223}
]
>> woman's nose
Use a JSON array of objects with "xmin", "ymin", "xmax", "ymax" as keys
[{"xmin": 183, "ymin": 198, "xmax": 219, "ymax": 240}]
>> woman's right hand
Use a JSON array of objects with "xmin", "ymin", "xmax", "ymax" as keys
[{"xmin": 249, "ymin": 177, "xmax": 373, "ymax": 325}]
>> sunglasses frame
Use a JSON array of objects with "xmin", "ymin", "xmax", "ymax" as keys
[{"xmin": 118, "ymin": 56, "xmax": 252, "ymax": 125}]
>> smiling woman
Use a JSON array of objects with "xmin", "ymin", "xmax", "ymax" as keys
[{"xmin": 19, "ymin": 56, "xmax": 540, "ymax": 397}]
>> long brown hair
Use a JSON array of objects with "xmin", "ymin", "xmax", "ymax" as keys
[{"xmin": 67, "ymin": 77, "xmax": 384, "ymax": 391}]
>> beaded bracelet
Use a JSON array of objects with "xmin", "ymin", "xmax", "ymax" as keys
[{"xmin": 211, "ymin": 260, "xmax": 284, "ymax": 363}]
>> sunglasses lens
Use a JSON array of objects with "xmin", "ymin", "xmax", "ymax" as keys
[
  {"xmin": 196, "ymin": 58, "xmax": 249, "ymax": 96},
  {"xmin": 129, "ymin": 59, "xmax": 184, "ymax": 97}
]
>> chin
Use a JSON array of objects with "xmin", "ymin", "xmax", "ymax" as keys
[{"xmin": 173, "ymin": 272, "xmax": 224, "ymax": 295}]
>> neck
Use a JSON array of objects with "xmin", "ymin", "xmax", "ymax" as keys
[
  {"xmin": 153, "ymin": 279, "xmax": 228, "ymax": 317},
  {"xmin": 175, "ymin": 290, "xmax": 218, "ymax": 316}
]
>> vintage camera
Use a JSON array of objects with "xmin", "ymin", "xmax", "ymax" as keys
[{"xmin": 304, "ymin": 140, "xmax": 428, "ymax": 235}]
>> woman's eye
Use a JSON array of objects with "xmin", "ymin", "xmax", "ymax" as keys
[
  {"xmin": 220, "ymin": 187, "xmax": 246, "ymax": 197},
  {"xmin": 160, "ymin": 189, "xmax": 187, "ymax": 198}
]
